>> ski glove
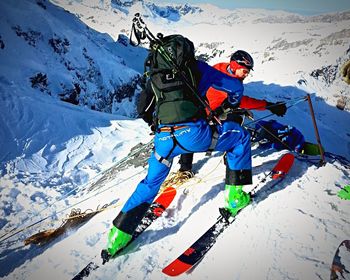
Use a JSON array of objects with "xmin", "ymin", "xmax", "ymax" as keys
[
  {"xmin": 266, "ymin": 102, "xmax": 287, "ymax": 117},
  {"xmin": 341, "ymin": 60, "xmax": 350, "ymax": 85},
  {"xmin": 211, "ymin": 98, "xmax": 233, "ymax": 120}
]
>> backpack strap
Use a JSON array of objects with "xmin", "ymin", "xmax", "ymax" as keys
[
  {"xmin": 154, "ymin": 126, "xmax": 194, "ymax": 167},
  {"xmin": 154, "ymin": 151, "xmax": 172, "ymax": 168},
  {"xmin": 205, "ymin": 125, "xmax": 219, "ymax": 156},
  {"xmin": 158, "ymin": 125, "xmax": 188, "ymax": 132}
]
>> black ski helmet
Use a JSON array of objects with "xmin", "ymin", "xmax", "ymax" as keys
[{"xmin": 230, "ymin": 50, "xmax": 254, "ymax": 70}]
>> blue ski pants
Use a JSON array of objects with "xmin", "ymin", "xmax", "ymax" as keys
[{"xmin": 121, "ymin": 119, "xmax": 251, "ymax": 212}]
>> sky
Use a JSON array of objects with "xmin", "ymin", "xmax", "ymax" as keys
[{"xmin": 154, "ymin": 0, "xmax": 350, "ymax": 15}]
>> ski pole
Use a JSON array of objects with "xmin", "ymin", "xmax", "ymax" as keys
[{"xmin": 306, "ymin": 94, "xmax": 326, "ymax": 165}]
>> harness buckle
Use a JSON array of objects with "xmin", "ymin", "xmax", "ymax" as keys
[{"xmin": 165, "ymin": 73, "xmax": 175, "ymax": 80}]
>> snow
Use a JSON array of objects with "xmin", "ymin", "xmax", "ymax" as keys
[{"xmin": 0, "ymin": 0, "xmax": 350, "ymax": 280}]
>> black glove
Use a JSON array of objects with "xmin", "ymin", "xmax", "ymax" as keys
[
  {"xmin": 243, "ymin": 110, "xmax": 254, "ymax": 120},
  {"xmin": 266, "ymin": 102, "xmax": 287, "ymax": 117},
  {"xmin": 150, "ymin": 123, "xmax": 156, "ymax": 131}
]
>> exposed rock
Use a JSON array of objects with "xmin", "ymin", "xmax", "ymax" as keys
[{"xmin": 310, "ymin": 65, "xmax": 338, "ymax": 85}]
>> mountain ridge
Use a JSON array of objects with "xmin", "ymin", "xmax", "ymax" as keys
[{"xmin": 0, "ymin": 0, "xmax": 147, "ymax": 117}]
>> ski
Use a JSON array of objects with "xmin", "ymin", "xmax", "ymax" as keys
[
  {"xmin": 72, "ymin": 186, "xmax": 177, "ymax": 280},
  {"xmin": 162, "ymin": 153, "xmax": 294, "ymax": 277},
  {"xmin": 330, "ymin": 239, "xmax": 350, "ymax": 280}
]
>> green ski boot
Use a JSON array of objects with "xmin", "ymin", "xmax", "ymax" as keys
[
  {"xmin": 224, "ymin": 185, "xmax": 251, "ymax": 216},
  {"xmin": 107, "ymin": 226, "xmax": 132, "ymax": 256}
]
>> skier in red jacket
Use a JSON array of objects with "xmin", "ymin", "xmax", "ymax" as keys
[{"xmin": 178, "ymin": 50, "xmax": 287, "ymax": 174}]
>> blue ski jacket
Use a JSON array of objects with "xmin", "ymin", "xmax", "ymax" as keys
[{"xmin": 196, "ymin": 60, "xmax": 244, "ymax": 108}]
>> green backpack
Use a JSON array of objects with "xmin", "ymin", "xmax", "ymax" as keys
[{"xmin": 146, "ymin": 34, "xmax": 202, "ymax": 124}]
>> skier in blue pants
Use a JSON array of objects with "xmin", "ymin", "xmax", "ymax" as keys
[
  {"xmin": 122, "ymin": 119, "xmax": 251, "ymax": 214},
  {"xmin": 106, "ymin": 59, "xmax": 252, "ymax": 256}
]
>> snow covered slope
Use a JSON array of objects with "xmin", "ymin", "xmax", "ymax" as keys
[
  {"xmin": 0, "ymin": 0, "xmax": 148, "ymax": 117},
  {"xmin": 0, "ymin": 64, "xmax": 152, "ymax": 278},
  {"xmin": 0, "ymin": 1, "xmax": 350, "ymax": 280}
]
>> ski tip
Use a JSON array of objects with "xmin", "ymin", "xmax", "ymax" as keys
[
  {"xmin": 278, "ymin": 153, "xmax": 295, "ymax": 167},
  {"xmin": 283, "ymin": 152, "xmax": 295, "ymax": 161},
  {"xmin": 271, "ymin": 153, "xmax": 295, "ymax": 179},
  {"xmin": 163, "ymin": 186, "xmax": 176, "ymax": 196},
  {"xmin": 162, "ymin": 259, "xmax": 192, "ymax": 277},
  {"xmin": 156, "ymin": 186, "xmax": 177, "ymax": 208},
  {"xmin": 330, "ymin": 240, "xmax": 350, "ymax": 279}
]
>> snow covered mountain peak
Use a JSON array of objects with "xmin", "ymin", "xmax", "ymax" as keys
[
  {"xmin": 111, "ymin": 0, "xmax": 202, "ymax": 17},
  {"xmin": 149, "ymin": 2, "xmax": 202, "ymax": 15}
]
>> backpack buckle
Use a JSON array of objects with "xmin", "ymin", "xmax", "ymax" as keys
[{"xmin": 165, "ymin": 73, "xmax": 175, "ymax": 80}]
